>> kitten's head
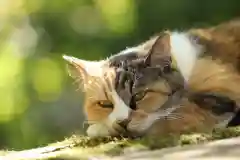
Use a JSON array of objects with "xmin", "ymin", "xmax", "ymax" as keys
[{"xmin": 63, "ymin": 31, "xmax": 198, "ymax": 137}]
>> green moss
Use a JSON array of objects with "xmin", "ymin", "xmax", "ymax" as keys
[
  {"xmin": 211, "ymin": 126, "xmax": 240, "ymax": 139},
  {"xmin": 54, "ymin": 126, "xmax": 240, "ymax": 154},
  {"xmin": 2, "ymin": 126, "xmax": 240, "ymax": 160},
  {"xmin": 180, "ymin": 133, "xmax": 211, "ymax": 145},
  {"xmin": 179, "ymin": 126, "xmax": 240, "ymax": 146}
]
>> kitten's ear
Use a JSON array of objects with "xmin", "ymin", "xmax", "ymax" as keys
[
  {"xmin": 140, "ymin": 32, "xmax": 174, "ymax": 68},
  {"xmin": 62, "ymin": 55, "xmax": 104, "ymax": 81}
]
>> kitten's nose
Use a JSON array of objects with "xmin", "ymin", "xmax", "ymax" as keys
[{"xmin": 116, "ymin": 119, "xmax": 130, "ymax": 128}]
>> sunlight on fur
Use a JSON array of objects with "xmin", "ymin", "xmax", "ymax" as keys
[
  {"xmin": 63, "ymin": 19, "xmax": 240, "ymax": 138},
  {"xmin": 170, "ymin": 32, "xmax": 203, "ymax": 82}
]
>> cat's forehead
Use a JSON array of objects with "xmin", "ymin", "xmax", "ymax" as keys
[
  {"xmin": 107, "ymin": 33, "xmax": 171, "ymax": 69},
  {"xmin": 84, "ymin": 76, "xmax": 108, "ymax": 100},
  {"xmin": 107, "ymin": 35, "xmax": 160, "ymax": 67},
  {"xmin": 108, "ymin": 47, "xmax": 143, "ymax": 68}
]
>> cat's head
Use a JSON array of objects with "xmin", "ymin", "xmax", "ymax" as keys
[{"xmin": 63, "ymin": 31, "xmax": 201, "ymax": 137}]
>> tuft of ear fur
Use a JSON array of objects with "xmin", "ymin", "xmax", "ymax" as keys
[{"xmin": 62, "ymin": 55, "xmax": 104, "ymax": 83}]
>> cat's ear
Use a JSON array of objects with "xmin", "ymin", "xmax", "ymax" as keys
[
  {"xmin": 140, "ymin": 31, "xmax": 175, "ymax": 68},
  {"xmin": 62, "ymin": 55, "xmax": 104, "ymax": 81}
]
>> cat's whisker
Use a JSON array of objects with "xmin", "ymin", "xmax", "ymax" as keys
[
  {"xmin": 166, "ymin": 105, "xmax": 182, "ymax": 113},
  {"xmin": 165, "ymin": 113, "xmax": 184, "ymax": 120},
  {"xmin": 156, "ymin": 103, "xmax": 185, "ymax": 121}
]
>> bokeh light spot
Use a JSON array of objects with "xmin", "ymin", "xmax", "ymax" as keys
[
  {"xmin": 31, "ymin": 58, "xmax": 64, "ymax": 102},
  {"xmin": 95, "ymin": 0, "xmax": 136, "ymax": 34},
  {"xmin": 0, "ymin": 42, "xmax": 26, "ymax": 122}
]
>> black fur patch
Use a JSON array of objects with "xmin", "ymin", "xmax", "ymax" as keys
[
  {"xmin": 189, "ymin": 92, "xmax": 240, "ymax": 127},
  {"xmin": 227, "ymin": 110, "xmax": 240, "ymax": 127},
  {"xmin": 109, "ymin": 51, "xmax": 139, "ymax": 68},
  {"xmin": 189, "ymin": 92, "xmax": 237, "ymax": 115}
]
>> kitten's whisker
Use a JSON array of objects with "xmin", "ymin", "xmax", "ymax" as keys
[
  {"xmin": 165, "ymin": 105, "xmax": 182, "ymax": 112},
  {"xmin": 151, "ymin": 104, "xmax": 184, "ymax": 121},
  {"xmin": 155, "ymin": 106, "xmax": 180, "ymax": 117}
]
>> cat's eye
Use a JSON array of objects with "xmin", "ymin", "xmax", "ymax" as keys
[
  {"xmin": 97, "ymin": 100, "xmax": 114, "ymax": 108},
  {"xmin": 134, "ymin": 91, "xmax": 147, "ymax": 101}
]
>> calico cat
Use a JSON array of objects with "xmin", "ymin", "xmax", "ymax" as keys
[{"xmin": 63, "ymin": 19, "xmax": 240, "ymax": 137}]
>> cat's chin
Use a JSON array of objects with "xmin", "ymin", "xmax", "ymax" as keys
[{"xmin": 86, "ymin": 113, "xmax": 160, "ymax": 138}]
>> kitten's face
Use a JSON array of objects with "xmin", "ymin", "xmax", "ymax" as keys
[{"xmin": 63, "ymin": 32, "xmax": 184, "ymax": 137}]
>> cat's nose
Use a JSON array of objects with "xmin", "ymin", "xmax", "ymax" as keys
[{"xmin": 116, "ymin": 119, "xmax": 130, "ymax": 128}]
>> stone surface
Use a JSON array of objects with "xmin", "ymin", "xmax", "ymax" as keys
[
  {"xmin": 109, "ymin": 137, "xmax": 240, "ymax": 160},
  {"xmin": 1, "ymin": 135, "xmax": 240, "ymax": 160}
]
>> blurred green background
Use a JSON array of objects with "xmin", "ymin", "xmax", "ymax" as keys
[{"xmin": 0, "ymin": 0, "xmax": 239, "ymax": 150}]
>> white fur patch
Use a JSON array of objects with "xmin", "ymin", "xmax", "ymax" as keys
[
  {"xmin": 108, "ymin": 90, "xmax": 131, "ymax": 125},
  {"xmin": 170, "ymin": 32, "xmax": 202, "ymax": 82},
  {"xmin": 86, "ymin": 123, "xmax": 111, "ymax": 137},
  {"xmin": 83, "ymin": 61, "xmax": 104, "ymax": 77}
]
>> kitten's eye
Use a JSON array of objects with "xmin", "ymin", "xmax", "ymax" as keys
[
  {"xmin": 97, "ymin": 100, "xmax": 114, "ymax": 108},
  {"xmin": 134, "ymin": 91, "xmax": 147, "ymax": 101}
]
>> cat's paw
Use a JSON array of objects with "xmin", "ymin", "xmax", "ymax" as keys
[
  {"xmin": 86, "ymin": 123, "xmax": 111, "ymax": 137},
  {"xmin": 86, "ymin": 122, "xmax": 126, "ymax": 137}
]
